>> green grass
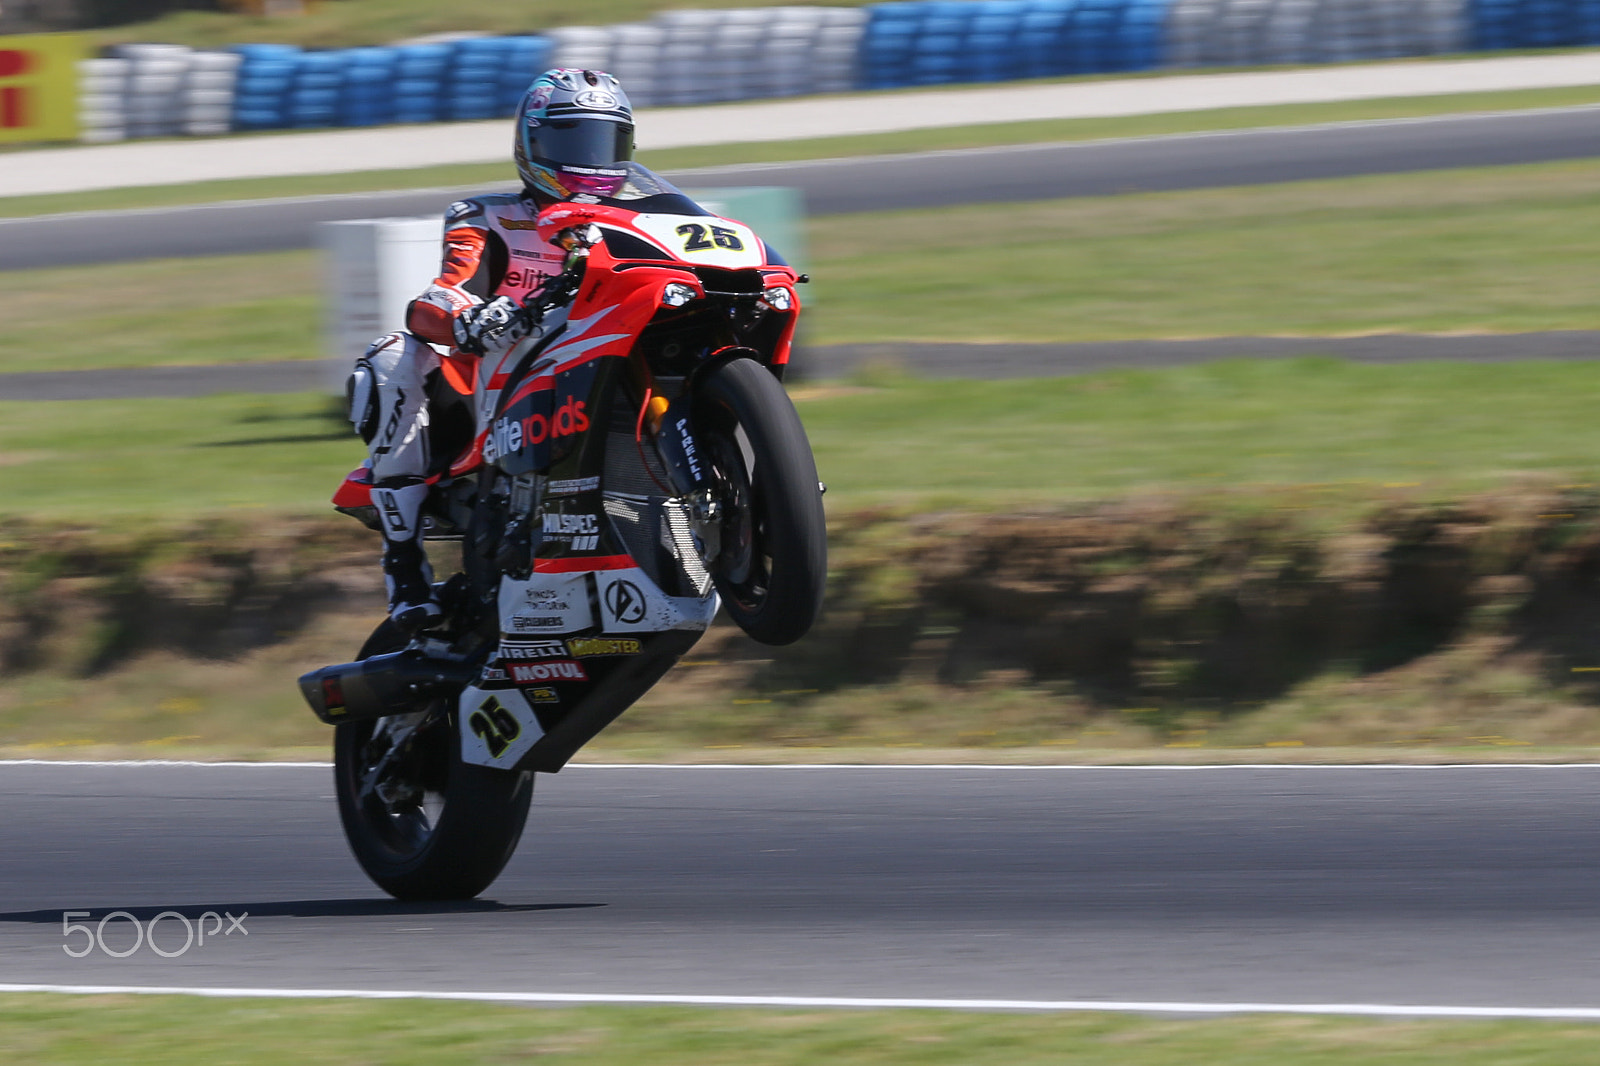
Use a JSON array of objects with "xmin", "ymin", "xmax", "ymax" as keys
[
  {"xmin": 806, "ymin": 158, "xmax": 1600, "ymax": 343},
  {"xmin": 12, "ymin": 159, "xmax": 1600, "ymax": 377},
  {"xmin": 4, "ymin": 359, "xmax": 1600, "ymax": 520},
  {"xmin": 3, "ymin": 995, "xmax": 1600, "ymax": 1064},
  {"xmin": 0, "ymin": 251, "xmax": 320, "ymax": 373},
  {"xmin": 0, "ymin": 392, "xmax": 354, "ymax": 518},
  {"xmin": 4, "ymin": 83, "xmax": 1600, "ymax": 219},
  {"xmin": 796, "ymin": 359, "xmax": 1600, "ymax": 509}
]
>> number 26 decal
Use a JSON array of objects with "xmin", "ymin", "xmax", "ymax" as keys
[{"xmin": 675, "ymin": 223, "xmax": 745, "ymax": 253}]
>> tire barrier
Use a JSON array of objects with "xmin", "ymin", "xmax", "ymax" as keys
[
  {"xmin": 1164, "ymin": 0, "xmax": 1467, "ymax": 67},
  {"xmin": 1472, "ymin": 0, "xmax": 1600, "ymax": 49},
  {"xmin": 61, "ymin": 0, "xmax": 1600, "ymax": 142},
  {"xmin": 546, "ymin": 7, "xmax": 865, "ymax": 106}
]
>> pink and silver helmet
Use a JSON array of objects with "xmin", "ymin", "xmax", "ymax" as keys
[{"xmin": 514, "ymin": 69, "xmax": 635, "ymax": 200}]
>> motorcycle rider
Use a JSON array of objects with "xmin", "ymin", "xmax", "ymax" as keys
[{"xmin": 347, "ymin": 69, "xmax": 635, "ymax": 631}]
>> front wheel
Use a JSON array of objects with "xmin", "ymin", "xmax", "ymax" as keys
[
  {"xmin": 333, "ymin": 622, "xmax": 534, "ymax": 901},
  {"xmin": 694, "ymin": 358, "xmax": 827, "ymax": 646}
]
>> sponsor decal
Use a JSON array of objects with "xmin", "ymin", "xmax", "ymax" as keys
[
  {"xmin": 604, "ymin": 578, "xmax": 648, "ymax": 625},
  {"xmin": 498, "ymin": 216, "xmax": 543, "ymax": 231},
  {"xmin": 542, "ymin": 511, "xmax": 601, "ymax": 551},
  {"xmin": 547, "ymin": 476, "xmax": 600, "ymax": 496},
  {"xmin": 572, "ymin": 89, "xmax": 618, "ymax": 109},
  {"xmin": 504, "ymin": 266, "xmax": 551, "ymax": 290},
  {"xmin": 320, "ymin": 676, "xmax": 345, "ymax": 716},
  {"xmin": 445, "ymin": 200, "xmax": 481, "ymax": 225},
  {"xmin": 481, "ymin": 666, "xmax": 508, "ymax": 682},
  {"xmin": 509, "ymin": 660, "xmax": 589, "ymax": 683},
  {"xmin": 498, "ymin": 639, "xmax": 568, "ymax": 660},
  {"xmin": 482, "ymin": 398, "xmax": 591, "ymax": 464},
  {"xmin": 511, "ymin": 615, "xmax": 565, "ymax": 632},
  {"xmin": 543, "ymin": 513, "xmax": 598, "ymax": 535},
  {"xmin": 467, "ymin": 693, "xmax": 522, "ymax": 759},
  {"xmin": 567, "ymin": 637, "xmax": 642, "ymax": 657},
  {"xmin": 374, "ymin": 486, "xmax": 409, "ymax": 536},
  {"xmin": 528, "ymin": 686, "xmax": 560, "ymax": 705},
  {"xmin": 676, "ymin": 418, "xmax": 703, "ymax": 482}
]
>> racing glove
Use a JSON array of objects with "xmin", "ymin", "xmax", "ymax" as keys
[{"xmin": 452, "ymin": 295, "xmax": 531, "ymax": 357}]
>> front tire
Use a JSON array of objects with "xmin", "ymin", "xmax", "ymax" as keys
[
  {"xmin": 333, "ymin": 622, "xmax": 534, "ymax": 901},
  {"xmin": 694, "ymin": 358, "xmax": 827, "ymax": 646}
]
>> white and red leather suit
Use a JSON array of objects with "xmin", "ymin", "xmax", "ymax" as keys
[{"xmin": 357, "ymin": 191, "xmax": 569, "ymax": 544}]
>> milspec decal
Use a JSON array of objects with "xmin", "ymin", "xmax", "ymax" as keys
[
  {"xmin": 527, "ymin": 686, "xmax": 560, "ymax": 705},
  {"xmin": 543, "ymin": 512, "xmax": 601, "ymax": 551},
  {"xmin": 509, "ymin": 660, "xmax": 589, "ymax": 683}
]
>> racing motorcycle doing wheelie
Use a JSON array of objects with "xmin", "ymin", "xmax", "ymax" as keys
[{"xmin": 299, "ymin": 167, "xmax": 826, "ymax": 900}]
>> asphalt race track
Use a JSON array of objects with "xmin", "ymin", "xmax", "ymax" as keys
[
  {"xmin": 5, "ymin": 105, "xmax": 1600, "ymax": 271},
  {"xmin": 2, "ymin": 761, "xmax": 1598, "ymax": 1013}
]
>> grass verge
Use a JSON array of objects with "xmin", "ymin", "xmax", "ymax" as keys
[
  {"xmin": 806, "ymin": 157, "xmax": 1600, "ymax": 343},
  {"xmin": 5, "ymin": 357, "xmax": 1600, "ymax": 514},
  {"xmin": 4, "ymin": 83, "xmax": 1600, "ymax": 219},
  {"xmin": 3, "ymin": 995, "xmax": 1600, "ymax": 1064},
  {"xmin": 0, "ymin": 251, "xmax": 320, "ymax": 374},
  {"xmin": 13, "ymin": 158, "xmax": 1600, "ymax": 374},
  {"xmin": 6, "ymin": 358, "xmax": 1600, "ymax": 517}
]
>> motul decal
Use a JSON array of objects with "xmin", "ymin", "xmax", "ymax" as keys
[{"xmin": 510, "ymin": 660, "xmax": 588, "ymax": 683}]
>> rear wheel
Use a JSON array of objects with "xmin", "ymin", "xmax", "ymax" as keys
[
  {"xmin": 694, "ymin": 358, "xmax": 826, "ymax": 646},
  {"xmin": 332, "ymin": 621, "xmax": 533, "ymax": 901}
]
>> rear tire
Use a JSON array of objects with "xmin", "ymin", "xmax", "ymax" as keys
[
  {"xmin": 333, "ymin": 622, "xmax": 533, "ymax": 901},
  {"xmin": 694, "ymin": 358, "xmax": 827, "ymax": 646}
]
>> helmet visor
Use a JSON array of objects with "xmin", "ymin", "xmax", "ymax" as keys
[{"xmin": 527, "ymin": 118, "xmax": 634, "ymax": 170}]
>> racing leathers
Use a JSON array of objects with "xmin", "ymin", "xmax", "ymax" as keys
[{"xmin": 352, "ymin": 191, "xmax": 570, "ymax": 630}]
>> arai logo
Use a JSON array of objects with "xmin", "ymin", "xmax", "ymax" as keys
[{"xmin": 573, "ymin": 89, "xmax": 617, "ymax": 109}]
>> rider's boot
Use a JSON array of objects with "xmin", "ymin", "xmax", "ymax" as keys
[{"xmin": 371, "ymin": 477, "xmax": 442, "ymax": 633}]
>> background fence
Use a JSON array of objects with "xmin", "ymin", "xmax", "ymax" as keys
[{"xmin": 68, "ymin": 0, "xmax": 1600, "ymax": 142}]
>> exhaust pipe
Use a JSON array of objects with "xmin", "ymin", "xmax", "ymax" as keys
[{"xmin": 299, "ymin": 651, "xmax": 478, "ymax": 725}]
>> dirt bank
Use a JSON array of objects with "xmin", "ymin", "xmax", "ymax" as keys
[{"xmin": 5, "ymin": 494, "xmax": 1600, "ymax": 753}]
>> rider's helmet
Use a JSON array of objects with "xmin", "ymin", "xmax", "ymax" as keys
[{"xmin": 514, "ymin": 69, "xmax": 635, "ymax": 200}]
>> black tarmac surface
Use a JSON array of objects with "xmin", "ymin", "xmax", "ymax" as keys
[
  {"xmin": 2, "ymin": 762, "xmax": 1597, "ymax": 1007},
  {"xmin": 5, "ymin": 105, "xmax": 1599, "ymax": 271}
]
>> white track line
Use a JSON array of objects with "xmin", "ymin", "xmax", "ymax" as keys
[
  {"xmin": 0, "ymin": 983, "xmax": 1596, "ymax": 1019},
  {"xmin": 1, "ymin": 760, "xmax": 1599, "ymax": 771}
]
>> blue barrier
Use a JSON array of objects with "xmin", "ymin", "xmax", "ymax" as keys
[
  {"xmin": 182, "ymin": 2, "xmax": 1600, "ymax": 139},
  {"xmin": 857, "ymin": 0, "xmax": 1174, "ymax": 90},
  {"xmin": 1473, "ymin": 0, "xmax": 1600, "ymax": 47}
]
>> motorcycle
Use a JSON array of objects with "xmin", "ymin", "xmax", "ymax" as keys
[{"xmin": 298, "ymin": 167, "xmax": 827, "ymax": 900}]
